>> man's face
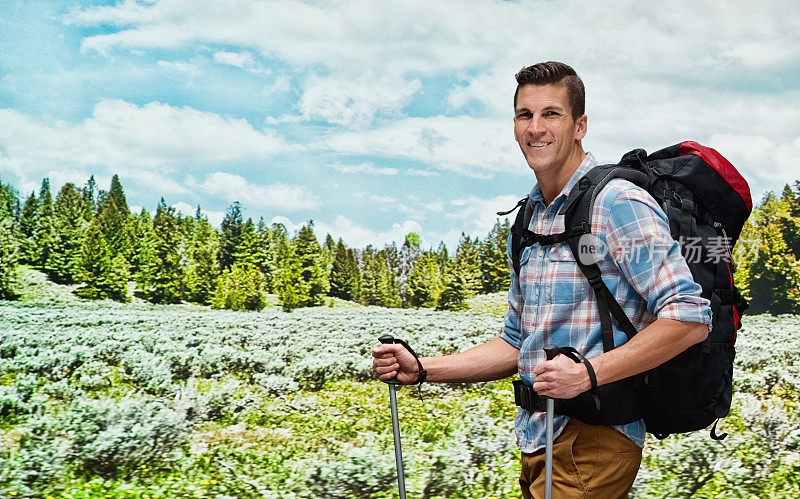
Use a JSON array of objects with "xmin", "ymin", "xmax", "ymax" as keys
[{"xmin": 513, "ymin": 84, "xmax": 586, "ymax": 174}]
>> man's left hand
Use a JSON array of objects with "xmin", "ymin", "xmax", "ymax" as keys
[{"xmin": 532, "ymin": 354, "xmax": 592, "ymax": 399}]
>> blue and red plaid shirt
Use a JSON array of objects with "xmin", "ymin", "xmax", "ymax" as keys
[{"xmin": 501, "ymin": 152, "xmax": 712, "ymax": 453}]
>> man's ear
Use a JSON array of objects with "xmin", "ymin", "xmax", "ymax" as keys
[{"xmin": 574, "ymin": 114, "xmax": 587, "ymax": 141}]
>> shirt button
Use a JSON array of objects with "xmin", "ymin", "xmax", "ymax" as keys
[{"xmin": 538, "ymin": 250, "xmax": 544, "ymax": 257}]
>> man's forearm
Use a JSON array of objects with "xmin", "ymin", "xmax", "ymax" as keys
[
  {"xmin": 592, "ymin": 318, "xmax": 708, "ymax": 387},
  {"xmin": 422, "ymin": 336, "xmax": 520, "ymax": 383}
]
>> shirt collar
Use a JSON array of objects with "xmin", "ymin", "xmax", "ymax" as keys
[{"xmin": 527, "ymin": 152, "xmax": 597, "ymax": 207}]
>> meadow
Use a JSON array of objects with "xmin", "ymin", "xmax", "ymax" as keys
[{"xmin": 1, "ymin": 270, "xmax": 799, "ymax": 498}]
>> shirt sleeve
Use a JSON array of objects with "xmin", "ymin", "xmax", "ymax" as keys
[
  {"xmin": 501, "ymin": 233, "xmax": 524, "ymax": 348},
  {"xmin": 599, "ymin": 185, "xmax": 712, "ymax": 328}
]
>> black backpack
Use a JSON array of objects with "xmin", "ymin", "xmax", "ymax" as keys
[{"xmin": 507, "ymin": 141, "xmax": 751, "ymax": 439}]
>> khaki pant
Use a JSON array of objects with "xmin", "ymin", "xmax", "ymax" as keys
[{"xmin": 519, "ymin": 419, "xmax": 642, "ymax": 499}]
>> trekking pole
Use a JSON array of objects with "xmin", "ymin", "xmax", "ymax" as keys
[
  {"xmin": 543, "ymin": 345, "xmax": 559, "ymax": 499},
  {"xmin": 378, "ymin": 334, "xmax": 407, "ymax": 499}
]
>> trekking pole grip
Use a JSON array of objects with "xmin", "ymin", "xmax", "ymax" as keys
[{"xmin": 378, "ymin": 334, "xmax": 402, "ymax": 385}]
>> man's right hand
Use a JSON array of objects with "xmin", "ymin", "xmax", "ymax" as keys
[{"xmin": 372, "ymin": 343, "xmax": 421, "ymax": 385}]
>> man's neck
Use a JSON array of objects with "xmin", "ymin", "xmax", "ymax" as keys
[{"xmin": 536, "ymin": 146, "xmax": 586, "ymax": 206}]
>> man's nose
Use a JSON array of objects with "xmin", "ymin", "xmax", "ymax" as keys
[{"xmin": 526, "ymin": 115, "xmax": 545, "ymax": 134}]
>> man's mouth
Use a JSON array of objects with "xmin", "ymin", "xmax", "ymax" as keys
[{"xmin": 528, "ymin": 141, "xmax": 550, "ymax": 148}]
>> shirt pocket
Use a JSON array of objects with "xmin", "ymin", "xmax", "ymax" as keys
[{"xmin": 546, "ymin": 243, "xmax": 589, "ymax": 304}]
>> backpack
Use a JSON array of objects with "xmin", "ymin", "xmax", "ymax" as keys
[{"xmin": 507, "ymin": 141, "xmax": 751, "ymax": 439}]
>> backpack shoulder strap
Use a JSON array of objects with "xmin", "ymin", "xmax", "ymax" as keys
[
  {"xmin": 508, "ymin": 197, "xmax": 534, "ymax": 276},
  {"xmin": 562, "ymin": 163, "xmax": 649, "ymax": 351}
]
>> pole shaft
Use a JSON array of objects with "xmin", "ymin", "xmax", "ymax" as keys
[
  {"xmin": 545, "ymin": 398, "xmax": 554, "ymax": 499},
  {"xmin": 389, "ymin": 385, "xmax": 406, "ymax": 499}
]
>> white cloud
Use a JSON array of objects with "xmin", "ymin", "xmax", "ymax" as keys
[
  {"xmin": 172, "ymin": 201, "xmax": 226, "ymax": 226},
  {"xmin": 707, "ymin": 134, "xmax": 800, "ymax": 188},
  {"xmin": 311, "ymin": 215, "xmax": 425, "ymax": 249},
  {"xmin": 325, "ymin": 115, "xmax": 523, "ymax": 177},
  {"xmin": 212, "ymin": 50, "xmax": 254, "ymax": 68},
  {"xmin": 368, "ymin": 194, "xmax": 396, "ymax": 204},
  {"xmin": 196, "ymin": 172, "xmax": 316, "ymax": 211},
  {"xmin": 299, "ymin": 72, "xmax": 421, "ymax": 126},
  {"xmin": 0, "ymin": 100, "xmax": 289, "ymax": 195},
  {"xmin": 263, "ymin": 215, "xmax": 428, "ymax": 248},
  {"xmin": 68, "ymin": 0, "xmax": 512, "ymax": 72},
  {"xmin": 407, "ymin": 169, "xmax": 439, "ymax": 177},
  {"xmin": 172, "ymin": 201, "xmax": 199, "ymax": 217},
  {"xmin": 270, "ymin": 215, "xmax": 303, "ymax": 235},
  {"xmin": 447, "ymin": 194, "xmax": 522, "ymax": 236},
  {"xmin": 157, "ymin": 59, "xmax": 199, "ymax": 76},
  {"xmin": 64, "ymin": 0, "xmax": 800, "ymax": 144},
  {"xmin": 332, "ymin": 162, "xmax": 398, "ymax": 175}
]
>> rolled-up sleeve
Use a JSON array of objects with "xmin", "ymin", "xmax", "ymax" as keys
[
  {"xmin": 601, "ymin": 187, "xmax": 713, "ymax": 328},
  {"xmin": 501, "ymin": 235, "xmax": 524, "ymax": 348}
]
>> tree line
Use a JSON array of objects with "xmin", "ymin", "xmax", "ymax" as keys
[
  {"xmin": 1, "ymin": 175, "xmax": 799, "ymax": 314},
  {"xmin": 0, "ymin": 175, "xmax": 511, "ymax": 311}
]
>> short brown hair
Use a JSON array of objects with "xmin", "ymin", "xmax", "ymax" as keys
[{"xmin": 514, "ymin": 62, "xmax": 585, "ymax": 120}]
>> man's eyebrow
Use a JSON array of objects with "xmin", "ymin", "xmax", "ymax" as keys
[
  {"xmin": 541, "ymin": 104, "xmax": 566, "ymax": 112},
  {"xmin": 514, "ymin": 104, "xmax": 566, "ymax": 114}
]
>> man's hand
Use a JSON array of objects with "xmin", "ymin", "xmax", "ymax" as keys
[
  {"xmin": 372, "ymin": 343, "xmax": 420, "ymax": 385},
  {"xmin": 532, "ymin": 354, "xmax": 591, "ymax": 399}
]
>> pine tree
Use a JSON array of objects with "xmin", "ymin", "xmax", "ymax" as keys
[
  {"xmin": 271, "ymin": 224, "xmax": 307, "ymax": 311},
  {"xmin": 360, "ymin": 249, "xmax": 382, "ymax": 306},
  {"xmin": 82, "ymin": 175, "xmax": 98, "ymax": 219},
  {"xmin": 779, "ymin": 184, "xmax": 800, "ymax": 260},
  {"xmin": 18, "ymin": 192, "xmax": 39, "ymax": 264},
  {"xmin": 47, "ymin": 183, "xmax": 88, "ymax": 283},
  {"xmin": 480, "ymin": 218, "xmax": 511, "ymax": 293},
  {"xmin": 218, "ymin": 201, "xmax": 243, "ymax": 271},
  {"xmin": 96, "ymin": 174, "xmax": 133, "ymax": 262},
  {"xmin": 745, "ymin": 193, "xmax": 800, "ymax": 314},
  {"xmin": 379, "ymin": 247, "xmax": 402, "ymax": 306},
  {"xmin": 130, "ymin": 208, "xmax": 155, "ymax": 281},
  {"xmin": 33, "ymin": 178, "xmax": 57, "ymax": 269},
  {"xmin": 293, "ymin": 222, "xmax": 330, "ymax": 307},
  {"xmin": 211, "ymin": 262, "xmax": 265, "ymax": 311},
  {"xmin": 361, "ymin": 247, "xmax": 400, "ymax": 308},
  {"xmin": 185, "ymin": 209, "xmax": 220, "ymax": 305},
  {"xmin": 0, "ymin": 183, "xmax": 19, "ymax": 299},
  {"xmin": 256, "ymin": 218, "xmax": 272, "ymax": 289},
  {"xmin": 436, "ymin": 241, "xmax": 449, "ymax": 268},
  {"xmin": 234, "ymin": 218, "xmax": 261, "ymax": 268},
  {"xmin": 407, "ymin": 251, "xmax": 444, "ymax": 308},
  {"xmin": 107, "ymin": 253, "xmax": 131, "ymax": 303},
  {"xmin": 454, "ymin": 233, "xmax": 483, "ymax": 296},
  {"xmin": 329, "ymin": 238, "xmax": 360, "ymax": 301},
  {"xmin": 0, "ymin": 182, "xmax": 19, "ymax": 221},
  {"xmin": 347, "ymin": 248, "xmax": 362, "ymax": 302},
  {"xmin": 437, "ymin": 263, "xmax": 469, "ymax": 311},
  {"xmin": 75, "ymin": 220, "xmax": 113, "ymax": 300},
  {"xmin": 139, "ymin": 199, "xmax": 184, "ymax": 304}
]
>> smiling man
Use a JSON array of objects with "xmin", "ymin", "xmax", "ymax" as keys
[{"xmin": 373, "ymin": 61, "xmax": 711, "ymax": 498}]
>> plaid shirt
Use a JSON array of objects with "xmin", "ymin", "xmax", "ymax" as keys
[{"xmin": 501, "ymin": 152, "xmax": 712, "ymax": 454}]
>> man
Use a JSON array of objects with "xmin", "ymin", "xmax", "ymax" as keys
[{"xmin": 373, "ymin": 61, "xmax": 712, "ymax": 498}]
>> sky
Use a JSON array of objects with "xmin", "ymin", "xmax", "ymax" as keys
[{"xmin": 1, "ymin": 0, "xmax": 799, "ymax": 250}]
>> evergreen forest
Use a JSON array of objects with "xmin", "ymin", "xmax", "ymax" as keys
[
  {"xmin": 2, "ymin": 174, "xmax": 800, "ymax": 314},
  {"xmin": 0, "ymin": 175, "xmax": 513, "ymax": 312}
]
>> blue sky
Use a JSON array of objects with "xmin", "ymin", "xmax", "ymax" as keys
[{"xmin": 1, "ymin": 0, "xmax": 799, "ymax": 249}]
